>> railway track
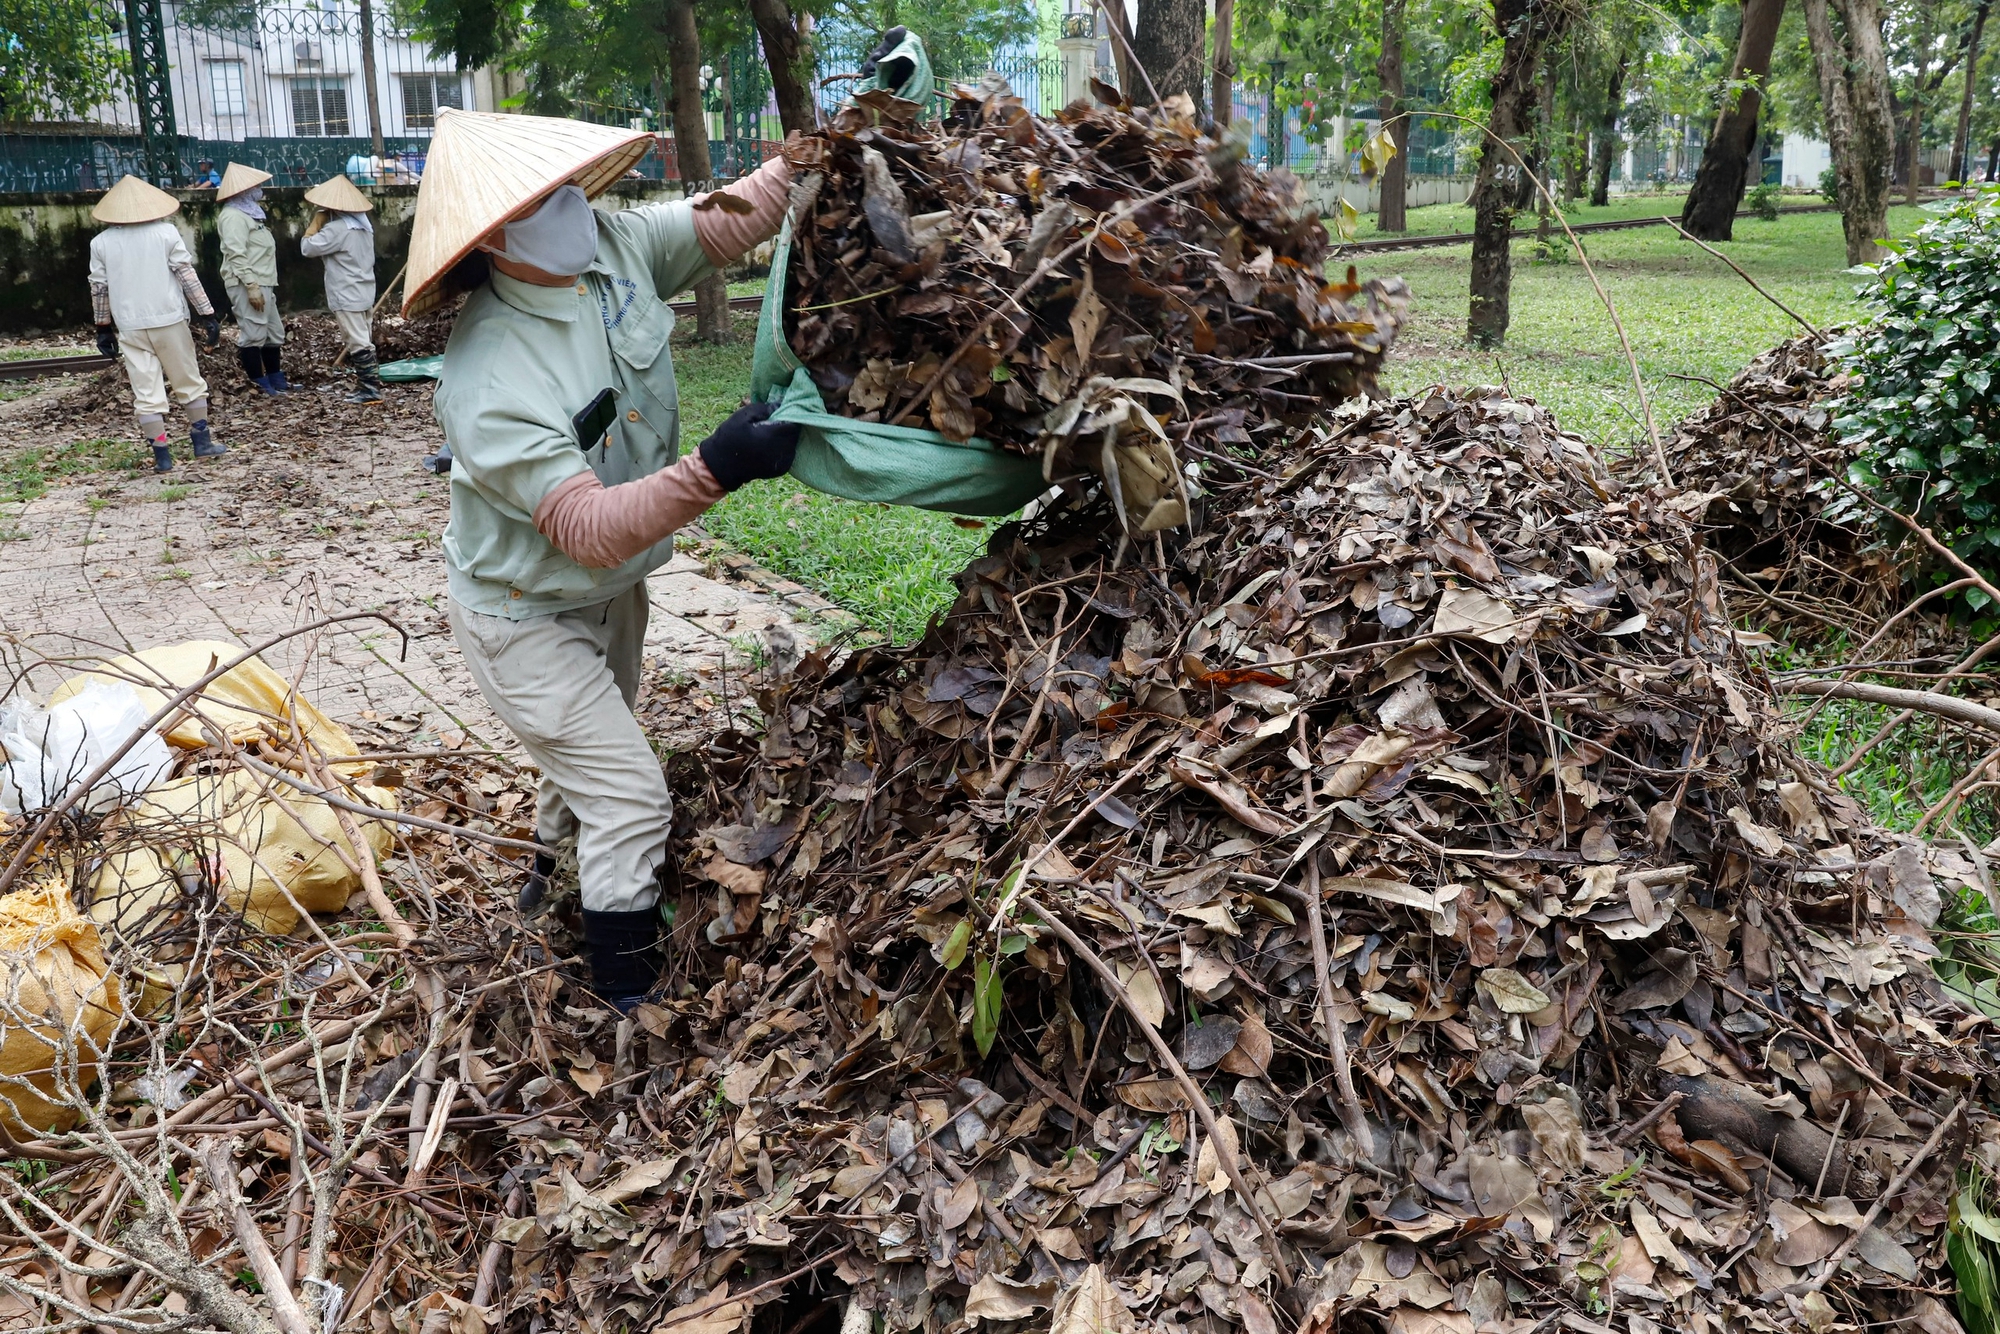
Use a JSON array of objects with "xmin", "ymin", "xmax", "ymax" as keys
[
  {"xmin": 1334, "ymin": 203, "xmax": 1838, "ymax": 254},
  {"xmin": 0, "ymin": 353, "xmax": 113, "ymax": 382}
]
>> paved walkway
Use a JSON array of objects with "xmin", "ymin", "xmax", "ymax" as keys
[{"xmin": 0, "ymin": 385, "xmax": 804, "ymax": 754}]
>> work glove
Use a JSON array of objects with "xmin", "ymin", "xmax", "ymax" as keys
[
  {"xmin": 246, "ymin": 283, "xmax": 265, "ymax": 312},
  {"xmin": 859, "ymin": 25, "xmax": 908, "ymax": 79},
  {"xmin": 200, "ymin": 315, "xmax": 221, "ymax": 348},
  {"xmin": 94, "ymin": 325, "xmax": 118, "ymax": 358},
  {"xmin": 304, "ymin": 208, "xmax": 330, "ymax": 238},
  {"xmin": 697, "ymin": 401, "xmax": 800, "ymax": 491}
]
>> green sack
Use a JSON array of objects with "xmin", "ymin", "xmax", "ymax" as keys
[
  {"xmin": 379, "ymin": 355, "xmax": 442, "ymax": 382},
  {"xmin": 752, "ymin": 217, "xmax": 1047, "ymax": 518}
]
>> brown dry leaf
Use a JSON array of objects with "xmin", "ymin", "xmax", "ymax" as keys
[
  {"xmin": 1218, "ymin": 1009, "xmax": 1273, "ymax": 1076},
  {"xmin": 1051, "ymin": 1265, "xmax": 1131, "ymax": 1334}
]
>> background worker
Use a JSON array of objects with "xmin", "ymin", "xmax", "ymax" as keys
[
  {"xmin": 216, "ymin": 162, "xmax": 288, "ymax": 395},
  {"xmin": 403, "ymin": 110, "xmax": 799, "ymax": 1009},
  {"xmin": 87, "ymin": 175, "xmax": 225, "ymax": 474},
  {"xmin": 301, "ymin": 174, "xmax": 383, "ymax": 404}
]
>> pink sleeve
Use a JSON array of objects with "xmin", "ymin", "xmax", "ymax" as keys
[
  {"xmin": 532, "ymin": 455, "xmax": 727, "ymax": 569},
  {"xmin": 691, "ymin": 155, "xmax": 795, "ymax": 267}
]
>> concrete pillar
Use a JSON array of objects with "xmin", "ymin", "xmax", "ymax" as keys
[{"xmin": 1058, "ymin": 16, "xmax": 1096, "ymax": 109}]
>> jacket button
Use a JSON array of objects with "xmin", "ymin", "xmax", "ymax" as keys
[
  {"xmin": 575, "ymin": 283, "xmax": 587, "ymax": 294},
  {"xmin": 626, "ymin": 410, "xmax": 640, "ymax": 422},
  {"xmin": 509, "ymin": 589, "xmax": 521, "ymax": 599}
]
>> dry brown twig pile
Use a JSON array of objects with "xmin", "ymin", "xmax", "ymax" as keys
[
  {"xmin": 652, "ymin": 387, "xmax": 2000, "ymax": 1334},
  {"xmin": 1634, "ymin": 336, "xmax": 1897, "ymax": 638}
]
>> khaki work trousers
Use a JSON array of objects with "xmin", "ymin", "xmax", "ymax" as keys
[
  {"xmin": 120, "ymin": 322, "xmax": 208, "ymax": 418},
  {"xmin": 448, "ymin": 581, "xmax": 670, "ymax": 913},
  {"xmin": 226, "ymin": 282, "xmax": 286, "ymax": 347},
  {"xmin": 332, "ymin": 308, "xmax": 374, "ymax": 356}
]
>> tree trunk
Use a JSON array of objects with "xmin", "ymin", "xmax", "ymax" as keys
[
  {"xmin": 662, "ymin": 0, "xmax": 730, "ymax": 343},
  {"xmin": 1212, "ymin": 0, "xmax": 1235, "ymax": 126},
  {"xmin": 1469, "ymin": 0, "xmax": 1571, "ymax": 347},
  {"xmin": 1591, "ymin": 54, "xmax": 1629, "ymax": 206},
  {"xmin": 1803, "ymin": 0, "xmax": 1896, "ymax": 263},
  {"xmin": 1533, "ymin": 56, "xmax": 1556, "ymax": 241},
  {"xmin": 747, "ymin": 0, "xmax": 817, "ymax": 134},
  {"xmin": 1989, "ymin": 136, "xmax": 2000, "ymax": 180},
  {"xmin": 1130, "ymin": 0, "xmax": 1208, "ymax": 106},
  {"xmin": 1377, "ymin": 0, "xmax": 1409, "ymax": 231},
  {"xmin": 1562, "ymin": 109, "xmax": 1589, "ymax": 201},
  {"xmin": 358, "ymin": 0, "xmax": 386, "ymax": 161},
  {"xmin": 1682, "ymin": 0, "xmax": 1787, "ymax": 239},
  {"xmin": 1953, "ymin": 0, "xmax": 1992, "ymax": 180}
]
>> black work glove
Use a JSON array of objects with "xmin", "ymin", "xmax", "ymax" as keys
[
  {"xmin": 859, "ymin": 25, "xmax": 908, "ymax": 79},
  {"xmin": 95, "ymin": 325, "xmax": 118, "ymax": 358},
  {"xmin": 698, "ymin": 401, "xmax": 800, "ymax": 491},
  {"xmin": 200, "ymin": 315, "xmax": 221, "ymax": 348}
]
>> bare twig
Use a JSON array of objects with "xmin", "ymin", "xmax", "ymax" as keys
[
  {"xmin": 1022, "ymin": 896, "xmax": 1296, "ymax": 1288},
  {"xmin": 1660, "ymin": 216, "xmax": 1823, "ymax": 336}
]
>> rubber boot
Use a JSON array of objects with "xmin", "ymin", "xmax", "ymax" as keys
[
  {"xmin": 191, "ymin": 419, "xmax": 226, "ymax": 459},
  {"xmin": 141, "ymin": 415, "xmax": 172, "ymax": 473},
  {"xmin": 240, "ymin": 347, "xmax": 276, "ymax": 396},
  {"xmin": 422, "ymin": 440, "xmax": 454, "ymax": 475},
  {"xmin": 345, "ymin": 348, "xmax": 384, "ymax": 405},
  {"xmin": 152, "ymin": 445, "xmax": 174, "ymax": 474},
  {"xmin": 262, "ymin": 346, "xmax": 290, "ymax": 394},
  {"xmin": 579, "ymin": 907, "xmax": 662, "ymax": 1013},
  {"xmin": 518, "ymin": 839, "xmax": 556, "ymax": 913}
]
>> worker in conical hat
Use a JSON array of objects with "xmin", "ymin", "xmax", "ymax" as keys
[
  {"xmin": 405, "ymin": 109, "xmax": 799, "ymax": 1010},
  {"xmin": 215, "ymin": 162, "xmax": 288, "ymax": 395},
  {"xmin": 87, "ymin": 175, "xmax": 225, "ymax": 474},
  {"xmin": 301, "ymin": 174, "xmax": 382, "ymax": 404}
]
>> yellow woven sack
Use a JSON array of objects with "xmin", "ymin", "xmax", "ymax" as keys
[
  {"xmin": 0, "ymin": 883, "xmax": 123, "ymax": 1135},
  {"xmin": 50, "ymin": 641, "xmax": 362, "ymax": 760},
  {"xmin": 105, "ymin": 770, "xmax": 394, "ymax": 935}
]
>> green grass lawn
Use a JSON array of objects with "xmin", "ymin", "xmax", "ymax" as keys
[
  {"xmin": 675, "ymin": 205, "xmax": 1922, "ymax": 641},
  {"xmin": 1364, "ymin": 204, "xmax": 1929, "ymax": 446}
]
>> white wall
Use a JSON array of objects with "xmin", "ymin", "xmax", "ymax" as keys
[{"xmin": 1782, "ymin": 134, "xmax": 1832, "ymax": 189}]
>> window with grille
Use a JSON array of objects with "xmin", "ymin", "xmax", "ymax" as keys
[
  {"xmin": 399, "ymin": 74, "xmax": 465, "ymax": 131},
  {"xmin": 291, "ymin": 78, "xmax": 350, "ymax": 135},
  {"xmin": 210, "ymin": 60, "xmax": 246, "ymax": 117}
]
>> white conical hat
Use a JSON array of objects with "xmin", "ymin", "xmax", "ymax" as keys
[
  {"xmin": 304, "ymin": 173, "xmax": 372, "ymax": 213},
  {"xmin": 92, "ymin": 175, "xmax": 180, "ymax": 224},
  {"xmin": 217, "ymin": 161, "xmax": 273, "ymax": 199},
  {"xmin": 403, "ymin": 109, "xmax": 653, "ymax": 316}
]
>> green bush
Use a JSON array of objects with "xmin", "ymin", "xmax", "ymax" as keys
[
  {"xmin": 1746, "ymin": 181, "xmax": 1781, "ymax": 220},
  {"xmin": 1833, "ymin": 186, "xmax": 2000, "ymax": 598},
  {"xmin": 1819, "ymin": 165, "xmax": 1840, "ymax": 203}
]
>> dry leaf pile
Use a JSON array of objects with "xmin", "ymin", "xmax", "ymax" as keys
[
  {"xmin": 778, "ymin": 80, "xmax": 1407, "ymax": 525},
  {"xmin": 647, "ymin": 386, "xmax": 2000, "ymax": 1334},
  {"xmin": 1635, "ymin": 336, "xmax": 1895, "ymax": 632}
]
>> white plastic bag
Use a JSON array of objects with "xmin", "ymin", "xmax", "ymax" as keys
[{"xmin": 0, "ymin": 681, "xmax": 174, "ymax": 816}]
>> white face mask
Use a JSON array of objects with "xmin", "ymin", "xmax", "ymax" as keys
[{"xmin": 483, "ymin": 185, "xmax": 599, "ymax": 277}]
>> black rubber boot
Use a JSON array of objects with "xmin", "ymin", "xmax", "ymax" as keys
[
  {"xmin": 240, "ymin": 347, "xmax": 276, "ymax": 395},
  {"xmin": 346, "ymin": 348, "xmax": 384, "ymax": 404},
  {"xmin": 262, "ymin": 346, "xmax": 290, "ymax": 394},
  {"xmin": 152, "ymin": 445, "xmax": 174, "ymax": 474},
  {"xmin": 422, "ymin": 440, "xmax": 454, "ymax": 475},
  {"xmin": 580, "ymin": 908, "xmax": 662, "ymax": 1013},
  {"xmin": 518, "ymin": 840, "xmax": 556, "ymax": 913},
  {"xmin": 190, "ymin": 419, "xmax": 226, "ymax": 459}
]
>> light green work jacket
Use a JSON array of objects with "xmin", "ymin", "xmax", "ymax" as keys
[
  {"xmin": 433, "ymin": 200, "xmax": 712, "ymax": 619},
  {"xmin": 217, "ymin": 206, "xmax": 279, "ymax": 288}
]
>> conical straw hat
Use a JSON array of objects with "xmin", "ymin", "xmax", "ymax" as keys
[
  {"xmin": 217, "ymin": 161, "xmax": 273, "ymax": 200},
  {"xmin": 304, "ymin": 173, "xmax": 372, "ymax": 213},
  {"xmin": 403, "ymin": 109, "xmax": 653, "ymax": 316},
  {"xmin": 92, "ymin": 175, "xmax": 180, "ymax": 225}
]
